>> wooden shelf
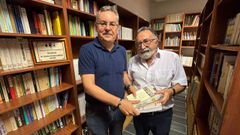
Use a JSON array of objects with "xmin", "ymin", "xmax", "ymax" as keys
[
  {"xmin": 0, "ymin": 83, "xmax": 73, "ymax": 114},
  {"xmin": 53, "ymin": 123, "xmax": 79, "ymax": 135},
  {"xmin": 70, "ymin": 36, "xmax": 95, "ymax": 40},
  {"xmin": 0, "ymin": 33, "xmax": 66, "ymax": 38},
  {"xmin": 196, "ymin": 118, "xmax": 210, "ymax": 135},
  {"xmin": 17, "ymin": 0, "xmax": 63, "ymax": 10},
  {"xmin": 165, "ymin": 31, "xmax": 182, "ymax": 33},
  {"xmin": 164, "ymin": 46, "xmax": 180, "ymax": 48},
  {"xmin": 182, "ymin": 46, "xmax": 195, "ymax": 49},
  {"xmin": 67, "ymin": 8, "xmax": 96, "ymax": 20},
  {"xmin": 210, "ymin": 44, "xmax": 240, "ymax": 52},
  {"xmin": 183, "ymin": 26, "xmax": 198, "ymax": 29},
  {"xmin": 182, "ymin": 39, "xmax": 197, "ymax": 41},
  {"xmin": 0, "ymin": 62, "xmax": 70, "ymax": 76},
  {"xmin": 8, "ymin": 104, "xmax": 76, "ymax": 135},
  {"xmin": 165, "ymin": 21, "xmax": 183, "ymax": 24},
  {"xmin": 204, "ymin": 79, "xmax": 223, "ymax": 113}
]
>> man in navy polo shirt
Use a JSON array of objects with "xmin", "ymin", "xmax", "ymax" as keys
[{"xmin": 78, "ymin": 5, "xmax": 140, "ymax": 135}]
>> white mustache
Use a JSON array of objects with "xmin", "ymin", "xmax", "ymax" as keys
[{"xmin": 141, "ymin": 49, "xmax": 150, "ymax": 53}]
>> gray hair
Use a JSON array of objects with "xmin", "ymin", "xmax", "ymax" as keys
[
  {"xmin": 137, "ymin": 27, "xmax": 158, "ymax": 39},
  {"xmin": 96, "ymin": 5, "xmax": 119, "ymax": 22}
]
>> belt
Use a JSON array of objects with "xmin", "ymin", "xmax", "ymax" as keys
[{"xmin": 140, "ymin": 108, "xmax": 172, "ymax": 116}]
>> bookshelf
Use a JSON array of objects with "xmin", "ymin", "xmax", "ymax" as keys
[
  {"xmin": 151, "ymin": 13, "xmax": 200, "ymax": 58},
  {"xmin": 0, "ymin": 0, "xmax": 80, "ymax": 134},
  {"xmin": 188, "ymin": 0, "xmax": 240, "ymax": 135},
  {"xmin": 151, "ymin": 13, "xmax": 200, "ymax": 82},
  {"xmin": 0, "ymin": 0, "xmax": 149, "ymax": 134}
]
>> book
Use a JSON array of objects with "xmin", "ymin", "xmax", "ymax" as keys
[{"xmin": 127, "ymin": 85, "xmax": 163, "ymax": 112}]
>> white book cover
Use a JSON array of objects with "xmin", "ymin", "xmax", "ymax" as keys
[
  {"xmin": 0, "ymin": 77, "xmax": 9, "ymax": 102},
  {"xmin": 44, "ymin": 10, "xmax": 52, "ymax": 35},
  {"xmin": 7, "ymin": 39, "xmax": 18, "ymax": 69},
  {"xmin": 3, "ymin": 45, "xmax": 13, "ymax": 70},
  {"xmin": 20, "ymin": 7, "xmax": 31, "ymax": 34},
  {"xmin": 0, "ymin": 0, "xmax": 13, "ymax": 33},
  {"xmin": 127, "ymin": 85, "xmax": 164, "ymax": 113},
  {"xmin": 34, "ymin": 101, "xmax": 43, "ymax": 120},
  {"xmin": 73, "ymin": 59, "xmax": 81, "ymax": 81},
  {"xmin": 78, "ymin": 93, "xmax": 86, "ymax": 117},
  {"xmin": 23, "ymin": 72, "xmax": 36, "ymax": 94}
]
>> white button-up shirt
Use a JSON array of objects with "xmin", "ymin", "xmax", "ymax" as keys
[{"xmin": 128, "ymin": 49, "xmax": 187, "ymax": 113}]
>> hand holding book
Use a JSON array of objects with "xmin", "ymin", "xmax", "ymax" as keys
[{"xmin": 127, "ymin": 86, "xmax": 164, "ymax": 113}]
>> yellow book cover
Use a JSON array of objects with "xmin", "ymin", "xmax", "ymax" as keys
[{"xmin": 52, "ymin": 11, "xmax": 62, "ymax": 35}]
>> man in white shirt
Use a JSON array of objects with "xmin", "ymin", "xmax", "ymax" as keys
[{"xmin": 128, "ymin": 27, "xmax": 187, "ymax": 135}]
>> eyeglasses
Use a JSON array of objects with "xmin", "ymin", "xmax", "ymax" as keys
[
  {"xmin": 96, "ymin": 21, "xmax": 118, "ymax": 28},
  {"xmin": 136, "ymin": 38, "xmax": 156, "ymax": 47}
]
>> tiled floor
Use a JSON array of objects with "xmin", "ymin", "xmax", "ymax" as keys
[{"xmin": 123, "ymin": 89, "xmax": 188, "ymax": 135}]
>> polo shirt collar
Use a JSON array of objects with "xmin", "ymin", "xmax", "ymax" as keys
[{"xmin": 93, "ymin": 37, "xmax": 120, "ymax": 52}]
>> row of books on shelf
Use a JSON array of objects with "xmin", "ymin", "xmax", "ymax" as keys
[
  {"xmin": 165, "ymin": 13, "xmax": 184, "ymax": 23},
  {"xmin": 0, "ymin": 67, "xmax": 62, "ymax": 103},
  {"xmin": 0, "ymin": 91, "xmax": 69, "ymax": 133},
  {"xmin": 182, "ymin": 32, "xmax": 197, "ymax": 40},
  {"xmin": 209, "ymin": 53, "xmax": 236, "ymax": 101},
  {"xmin": 67, "ymin": 0, "xmax": 98, "ymax": 15},
  {"xmin": 0, "ymin": 38, "xmax": 68, "ymax": 71},
  {"xmin": 165, "ymin": 24, "xmax": 182, "ymax": 32},
  {"xmin": 0, "ymin": 0, "xmax": 62, "ymax": 35},
  {"xmin": 165, "ymin": 36, "xmax": 180, "ymax": 46},
  {"xmin": 152, "ymin": 21, "xmax": 164, "ymax": 31},
  {"xmin": 68, "ymin": 14, "xmax": 96, "ymax": 37},
  {"xmin": 180, "ymin": 56, "xmax": 193, "ymax": 67},
  {"xmin": 0, "ymin": 38, "xmax": 33, "ymax": 71},
  {"xmin": 118, "ymin": 26, "xmax": 133, "ymax": 40},
  {"xmin": 224, "ymin": 12, "xmax": 240, "ymax": 45},
  {"xmin": 34, "ymin": 113, "xmax": 75, "ymax": 135},
  {"xmin": 184, "ymin": 15, "xmax": 199, "ymax": 27},
  {"xmin": 208, "ymin": 104, "xmax": 222, "ymax": 135}
]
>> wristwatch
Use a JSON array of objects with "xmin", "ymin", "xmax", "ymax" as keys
[
  {"xmin": 170, "ymin": 87, "xmax": 176, "ymax": 96},
  {"xmin": 125, "ymin": 84, "xmax": 132, "ymax": 91}
]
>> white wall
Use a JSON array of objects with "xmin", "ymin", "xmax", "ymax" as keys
[
  {"xmin": 110, "ymin": 0, "xmax": 150, "ymax": 21},
  {"xmin": 150, "ymin": 0, "xmax": 207, "ymax": 19}
]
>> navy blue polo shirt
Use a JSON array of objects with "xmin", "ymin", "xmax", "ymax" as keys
[{"xmin": 78, "ymin": 38, "xmax": 127, "ymax": 105}]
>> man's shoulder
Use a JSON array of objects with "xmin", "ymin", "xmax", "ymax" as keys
[
  {"xmin": 81, "ymin": 41, "xmax": 95, "ymax": 50},
  {"xmin": 117, "ymin": 44, "xmax": 126, "ymax": 51},
  {"xmin": 159, "ymin": 50, "xmax": 179, "ymax": 58}
]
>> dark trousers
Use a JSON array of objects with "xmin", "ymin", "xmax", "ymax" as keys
[
  {"xmin": 86, "ymin": 103, "xmax": 126, "ymax": 135},
  {"xmin": 133, "ymin": 109, "xmax": 173, "ymax": 135}
]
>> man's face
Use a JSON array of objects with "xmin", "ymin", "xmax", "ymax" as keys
[
  {"xmin": 136, "ymin": 30, "xmax": 158, "ymax": 60},
  {"xmin": 95, "ymin": 11, "xmax": 119, "ymax": 44}
]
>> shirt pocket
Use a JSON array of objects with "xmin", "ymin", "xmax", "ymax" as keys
[{"xmin": 154, "ymin": 70, "xmax": 173, "ymax": 86}]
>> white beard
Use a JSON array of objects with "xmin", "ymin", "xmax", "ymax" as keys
[{"xmin": 138, "ymin": 48, "xmax": 156, "ymax": 60}]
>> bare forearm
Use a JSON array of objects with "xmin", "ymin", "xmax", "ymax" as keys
[
  {"xmin": 81, "ymin": 74, "xmax": 121, "ymax": 107},
  {"xmin": 123, "ymin": 71, "xmax": 132, "ymax": 86},
  {"xmin": 171, "ymin": 83, "xmax": 186, "ymax": 95}
]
